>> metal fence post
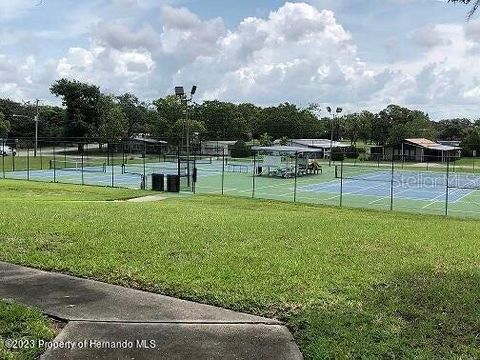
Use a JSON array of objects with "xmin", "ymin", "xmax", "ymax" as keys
[
  {"xmin": 390, "ymin": 155, "xmax": 395, "ymax": 211},
  {"xmin": 192, "ymin": 155, "xmax": 196, "ymax": 194},
  {"xmin": 110, "ymin": 142, "xmax": 114, "ymax": 188},
  {"xmin": 252, "ymin": 151, "xmax": 256, "ymax": 198},
  {"xmin": 445, "ymin": 156, "xmax": 450, "ymax": 217},
  {"xmin": 27, "ymin": 146, "xmax": 30, "ymax": 181},
  {"xmin": 143, "ymin": 140, "xmax": 147, "ymax": 188},
  {"xmin": 53, "ymin": 143, "xmax": 56, "ymax": 183},
  {"xmin": 81, "ymin": 149, "xmax": 84, "ymax": 186},
  {"xmin": 221, "ymin": 149, "xmax": 225, "ymax": 195},
  {"xmin": 39, "ymin": 144, "xmax": 43, "ymax": 170},
  {"xmin": 294, "ymin": 152, "xmax": 298, "ymax": 202},
  {"xmin": 340, "ymin": 161, "xmax": 344, "ymax": 207},
  {"xmin": 2, "ymin": 139, "xmax": 5, "ymax": 179}
]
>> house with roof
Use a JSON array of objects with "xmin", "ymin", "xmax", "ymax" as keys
[
  {"xmin": 200, "ymin": 140, "xmax": 238, "ymax": 156},
  {"xmin": 370, "ymin": 138, "xmax": 462, "ymax": 162},
  {"xmin": 109, "ymin": 136, "xmax": 168, "ymax": 155}
]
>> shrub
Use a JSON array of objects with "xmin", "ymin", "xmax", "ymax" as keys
[
  {"xmin": 230, "ymin": 140, "xmax": 251, "ymax": 158},
  {"xmin": 331, "ymin": 147, "xmax": 345, "ymax": 162},
  {"xmin": 345, "ymin": 146, "xmax": 360, "ymax": 159}
]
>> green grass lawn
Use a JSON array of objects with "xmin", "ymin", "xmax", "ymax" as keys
[
  {"xmin": 0, "ymin": 180, "xmax": 479, "ymax": 358},
  {"xmin": 0, "ymin": 301, "xmax": 56, "ymax": 360},
  {"xmin": 0, "ymin": 179, "xmax": 146, "ymax": 201}
]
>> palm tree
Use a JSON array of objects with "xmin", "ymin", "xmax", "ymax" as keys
[{"xmin": 449, "ymin": 0, "xmax": 480, "ymax": 19}]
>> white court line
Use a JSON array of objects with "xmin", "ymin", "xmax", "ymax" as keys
[
  {"xmin": 234, "ymin": 175, "xmax": 327, "ymax": 194},
  {"xmin": 367, "ymin": 185, "xmax": 413, "ymax": 205},
  {"xmin": 321, "ymin": 179, "xmax": 391, "ymax": 202},
  {"xmin": 452, "ymin": 189, "xmax": 476, "ymax": 203}
]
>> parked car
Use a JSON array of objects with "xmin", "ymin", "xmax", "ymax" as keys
[{"xmin": 0, "ymin": 145, "xmax": 16, "ymax": 156}]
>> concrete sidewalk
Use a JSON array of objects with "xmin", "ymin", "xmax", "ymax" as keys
[{"xmin": 0, "ymin": 262, "xmax": 303, "ymax": 359}]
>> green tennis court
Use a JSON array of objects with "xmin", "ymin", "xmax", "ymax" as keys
[{"xmin": 194, "ymin": 160, "xmax": 480, "ymax": 219}]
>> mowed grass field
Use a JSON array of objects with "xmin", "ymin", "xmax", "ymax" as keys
[{"xmin": 0, "ymin": 180, "xmax": 479, "ymax": 359}]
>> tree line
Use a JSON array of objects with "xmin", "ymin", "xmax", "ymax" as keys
[{"xmin": 0, "ymin": 78, "xmax": 479, "ymax": 153}]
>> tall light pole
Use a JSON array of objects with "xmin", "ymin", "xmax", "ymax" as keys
[
  {"xmin": 327, "ymin": 106, "xmax": 343, "ymax": 166},
  {"xmin": 175, "ymin": 86, "xmax": 197, "ymax": 160},
  {"xmin": 13, "ymin": 99, "xmax": 41, "ymax": 157}
]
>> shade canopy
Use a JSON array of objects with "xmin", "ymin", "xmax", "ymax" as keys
[{"xmin": 252, "ymin": 146, "xmax": 320, "ymax": 154}]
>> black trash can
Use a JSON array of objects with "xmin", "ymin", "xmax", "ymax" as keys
[
  {"xmin": 167, "ymin": 174, "xmax": 180, "ymax": 193},
  {"xmin": 151, "ymin": 173, "xmax": 165, "ymax": 192}
]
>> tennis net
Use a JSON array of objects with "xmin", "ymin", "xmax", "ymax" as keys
[
  {"xmin": 122, "ymin": 162, "xmax": 189, "ymax": 176},
  {"xmin": 162, "ymin": 155, "xmax": 213, "ymax": 165},
  {"xmin": 336, "ymin": 165, "xmax": 480, "ymax": 190},
  {"xmin": 50, "ymin": 159, "xmax": 107, "ymax": 173}
]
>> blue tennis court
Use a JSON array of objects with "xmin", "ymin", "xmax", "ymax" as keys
[
  {"xmin": 299, "ymin": 168, "xmax": 476, "ymax": 203},
  {"xmin": 2, "ymin": 160, "xmax": 227, "ymax": 189}
]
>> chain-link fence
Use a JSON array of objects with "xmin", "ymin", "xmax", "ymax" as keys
[{"xmin": 1, "ymin": 137, "xmax": 479, "ymax": 218}]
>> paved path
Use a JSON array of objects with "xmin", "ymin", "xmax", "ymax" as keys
[
  {"xmin": 0, "ymin": 262, "xmax": 302, "ymax": 359},
  {"xmin": 125, "ymin": 194, "xmax": 168, "ymax": 202}
]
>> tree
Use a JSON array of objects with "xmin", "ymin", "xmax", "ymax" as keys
[
  {"xmin": 436, "ymin": 118, "xmax": 473, "ymax": 140},
  {"xmin": 170, "ymin": 119, "xmax": 206, "ymax": 140},
  {"xmin": 50, "ymin": 79, "xmax": 102, "ymax": 138},
  {"xmin": 147, "ymin": 110, "xmax": 170, "ymax": 139},
  {"xmin": 460, "ymin": 129, "xmax": 480, "ymax": 155},
  {"xmin": 259, "ymin": 133, "xmax": 273, "ymax": 146},
  {"xmin": 449, "ymin": 0, "xmax": 479, "ymax": 18},
  {"xmin": 279, "ymin": 136, "xmax": 289, "ymax": 146},
  {"xmin": 196, "ymin": 101, "xmax": 250, "ymax": 141},
  {"xmin": 375, "ymin": 104, "xmax": 434, "ymax": 144},
  {"xmin": 357, "ymin": 111, "xmax": 375, "ymax": 144},
  {"xmin": 341, "ymin": 113, "xmax": 361, "ymax": 145},
  {"xmin": 230, "ymin": 140, "xmax": 251, "ymax": 158},
  {"xmin": 39, "ymin": 106, "xmax": 66, "ymax": 138},
  {"xmin": 98, "ymin": 101, "xmax": 129, "ymax": 142},
  {"xmin": 152, "ymin": 95, "xmax": 190, "ymax": 141},
  {"xmin": 371, "ymin": 112, "xmax": 391, "ymax": 145},
  {"xmin": 0, "ymin": 112, "xmax": 10, "ymax": 138},
  {"xmin": 257, "ymin": 103, "xmax": 304, "ymax": 139},
  {"xmin": 117, "ymin": 93, "xmax": 149, "ymax": 137}
]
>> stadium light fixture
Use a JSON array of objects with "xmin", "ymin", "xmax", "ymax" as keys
[{"xmin": 175, "ymin": 86, "xmax": 185, "ymax": 97}]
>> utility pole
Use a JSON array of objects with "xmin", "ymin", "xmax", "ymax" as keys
[
  {"xmin": 13, "ymin": 98, "xmax": 42, "ymax": 157},
  {"xmin": 34, "ymin": 99, "xmax": 40, "ymax": 157}
]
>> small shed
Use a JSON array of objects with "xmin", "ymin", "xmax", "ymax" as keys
[{"xmin": 370, "ymin": 138, "xmax": 461, "ymax": 162}]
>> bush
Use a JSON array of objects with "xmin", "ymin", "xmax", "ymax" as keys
[
  {"xmin": 331, "ymin": 147, "xmax": 345, "ymax": 162},
  {"xmin": 230, "ymin": 140, "xmax": 251, "ymax": 158},
  {"xmin": 345, "ymin": 146, "xmax": 360, "ymax": 159}
]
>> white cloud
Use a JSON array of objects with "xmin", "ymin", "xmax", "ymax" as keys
[
  {"xmin": 411, "ymin": 24, "xmax": 452, "ymax": 49},
  {"xmin": 0, "ymin": 0, "xmax": 36, "ymax": 21},
  {"xmin": 1, "ymin": 1, "xmax": 480, "ymax": 120},
  {"xmin": 56, "ymin": 46, "xmax": 155, "ymax": 95}
]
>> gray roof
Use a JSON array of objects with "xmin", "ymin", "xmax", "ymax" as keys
[
  {"xmin": 132, "ymin": 137, "xmax": 168, "ymax": 144},
  {"xmin": 252, "ymin": 146, "xmax": 321, "ymax": 154},
  {"xmin": 283, "ymin": 139, "xmax": 350, "ymax": 149}
]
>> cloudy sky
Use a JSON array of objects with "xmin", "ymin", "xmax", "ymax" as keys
[{"xmin": 0, "ymin": 0, "xmax": 479, "ymax": 119}]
